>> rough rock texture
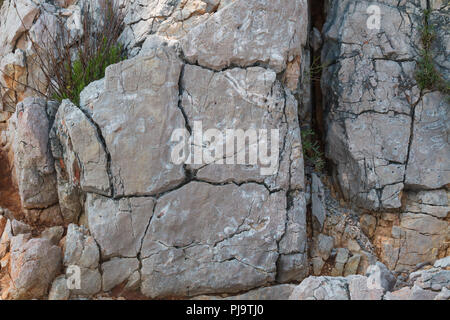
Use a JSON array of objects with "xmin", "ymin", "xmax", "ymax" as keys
[
  {"xmin": 290, "ymin": 257, "xmax": 450, "ymax": 300},
  {"xmin": 384, "ymin": 256, "xmax": 450, "ymax": 300},
  {"xmin": 86, "ymin": 194, "xmax": 154, "ymax": 259},
  {"xmin": 80, "ymin": 50, "xmax": 186, "ymax": 197},
  {"xmin": 0, "ymin": 0, "xmax": 449, "ymax": 301},
  {"xmin": 372, "ymin": 190, "xmax": 449, "ymax": 272},
  {"xmin": 46, "ymin": 1, "xmax": 309, "ymax": 298},
  {"xmin": 50, "ymin": 99, "xmax": 110, "ymax": 224},
  {"xmin": 193, "ymin": 284, "xmax": 296, "ymax": 300},
  {"xmin": 322, "ymin": 0, "xmax": 449, "ymax": 211},
  {"xmin": 288, "ymin": 275, "xmax": 386, "ymax": 300},
  {"xmin": 180, "ymin": 0, "xmax": 308, "ymax": 72},
  {"xmin": 62, "ymin": 224, "xmax": 101, "ymax": 296},
  {"xmin": 5, "ymin": 234, "xmax": 61, "ymax": 299},
  {"xmin": 140, "ymin": 182, "xmax": 286, "ymax": 298},
  {"xmin": 8, "ymin": 98, "xmax": 58, "ymax": 209}
]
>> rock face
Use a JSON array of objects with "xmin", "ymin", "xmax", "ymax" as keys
[
  {"xmin": 43, "ymin": 0, "xmax": 309, "ymax": 298},
  {"xmin": 62, "ymin": 224, "xmax": 101, "ymax": 296},
  {"xmin": 85, "ymin": 51, "xmax": 186, "ymax": 197},
  {"xmin": 288, "ymin": 274, "xmax": 386, "ymax": 300},
  {"xmin": 372, "ymin": 190, "xmax": 449, "ymax": 272},
  {"xmin": 290, "ymin": 258, "xmax": 450, "ymax": 300},
  {"xmin": 6, "ymin": 234, "xmax": 61, "ymax": 299},
  {"xmin": 8, "ymin": 98, "xmax": 58, "ymax": 209},
  {"xmin": 0, "ymin": 0, "xmax": 449, "ymax": 301},
  {"xmin": 180, "ymin": 0, "xmax": 308, "ymax": 72},
  {"xmin": 405, "ymin": 92, "xmax": 449, "ymax": 189},
  {"xmin": 85, "ymin": 194, "xmax": 154, "ymax": 259},
  {"xmin": 322, "ymin": 0, "xmax": 449, "ymax": 211},
  {"xmin": 141, "ymin": 182, "xmax": 286, "ymax": 297},
  {"xmin": 57, "ymin": 42, "xmax": 308, "ymax": 297}
]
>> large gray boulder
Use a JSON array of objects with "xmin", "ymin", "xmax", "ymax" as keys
[
  {"xmin": 7, "ymin": 234, "xmax": 62, "ymax": 299},
  {"xmin": 57, "ymin": 38, "xmax": 309, "ymax": 298},
  {"xmin": 80, "ymin": 48, "xmax": 186, "ymax": 197},
  {"xmin": 8, "ymin": 97, "xmax": 58, "ymax": 209},
  {"xmin": 140, "ymin": 181, "xmax": 287, "ymax": 298}
]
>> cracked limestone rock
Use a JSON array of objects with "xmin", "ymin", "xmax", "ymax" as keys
[
  {"xmin": 79, "ymin": 46, "xmax": 186, "ymax": 197},
  {"xmin": 85, "ymin": 194, "xmax": 154, "ymax": 260},
  {"xmin": 373, "ymin": 190, "xmax": 449, "ymax": 272},
  {"xmin": 73, "ymin": 39, "xmax": 308, "ymax": 297},
  {"xmin": 140, "ymin": 181, "xmax": 287, "ymax": 298},
  {"xmin": 62, "ymin": 224, "xmax": 101, "ymax": 296},
  {"xmin": 180, "ymin": 0, "xmax": 308, "ymax": 73},
  {"xmin": 321, "ymin": 0, "xmax": 450, "ymax": 210},
  {"xmin": 7, "ymin": 234, "xmax": 62, "ymax": 299},
  {"xmin": 8, "ymin": 97, "xmax": 59, "ymax": 209},
  {"xmin": 51, "ymin": 99, "xmax": 110, "ymax": 223}
]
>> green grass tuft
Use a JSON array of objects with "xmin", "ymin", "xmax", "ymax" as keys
[
  {"xmin": 415, "ymin": 9, "xmax": 450, "ymax": 94},
  {"xmin": 52, "ymin": 39, "xmax": 125, "ymax": 105},
  {"xmin": 301, "ymin": 129, "xmax": 325, "ymax": 172}
]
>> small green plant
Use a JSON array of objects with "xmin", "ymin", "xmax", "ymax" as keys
[
  {"xmin": 304, "ymin": 55, "xmax": 330, "ymax": 84},
  {"xmin": 53, "ymin": 40, "xmax": 125, "ymax": 105},
  {"xmin": 301, "ymin": 128, "xmax": 325, "ymax": 172},
  {"xmin": 415, "ymin": 9, "xmax": 450, "ymax": 94},
  {"xmin": 3, "ymin": 0, "xmax": 127, "ymax": 108}
]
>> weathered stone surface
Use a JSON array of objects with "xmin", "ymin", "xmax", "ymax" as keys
[
  {"xmin": 311, "ymin": 173, "xmax": 326, "ymax": 230},
  {"xmin": 0, "ymin": 49, "xmax": 27, "ymax": 111},
  {"xmin": 384, "ymin": 285, "xmax": 439, "ymax": 300},
  {"xmin": 8, "ymin": 97, "xmax": 58, "ymax": 209},
  {"xmin": 406, "ymin": 189, "xmax": 449, "ymax": 219},
  {"xmin": 315, "ymin": 234, "xmax": 334, "ymax": 260},
  {"xmin": 141, "ymin": 181, "xmax": 286, "ymax": 298},
  {"xmin": 434, "ymin": 256, "xmax": 450, "ymax": 269},
  {"xmin": 86, "ymin": 194, "xmax": 154, "ymax": 259},
  {"xmin": 84, "ymin": 47, "xmax": 186, "ymax": 197},
  {"xmin": 64, "ymin": 224, "xmax": 99, "ymax": 269},
  {"xmin": 366, "ymin": 262, "xmax": 396, "ymax": 293},
  {"xmin": 360, "ymin": 214, "xmax": 377, "ymax": 238},
  {"xmin": 347, "ymin": 275, "xmax": 383, "ymax": 300},
  {"xmin": 331, "ymin": 248, "xmax": 349, "ymax": 276},
  {"xmin": 322, "ymin": 0, "xmax": 427, "ymax": 211},
  {"xmin": 344, "ymin": 254, "xmax": 362, "ymax": 277},
  {"xmin": 0, "ymin": 0, "xmax": 39, "ymax": 58},
  {"xmin": 101, "ymin": 257, "xmax": 140, "ymax": 292},
  {"xmin": 384, "ymin": 257, "xmax": 450, "ymax": 300},
  {"xmin": 48, "ymin": 275, "xmax": 70, "ymax": 300},
  {"xmin": 289, "ymin": 276, "xmax": 350, "ymax": 300},
  {"xmin": 10, "ymin": 219, "xmax": 31, "ymax": 235},
  {"xmin": 181, "ymin": 64, "xmax": 304, "ymax": 191},
  {"xmin": 405, "ymin": 92, "xmax": 450, "ymax": 189},
  {"xmin": 373, "ymin": 191, "xmax": 449, "ymax": 272},
  {"xmin": 397, "ymin": 212, "xmax": 447, "ymax": 270},
  {"xmin": 70, "ymin": 267, "xmax": 102, "ymax": 296},
  {"xmin": 0, "ymin": 218, "xmax": 11, "ymax": 259},
  {"xmin": 193, "ymin": 284, "xmax": 296, "ymax": 300},
  {"xmin": 40, "ymin": 226, "xmax": 64, "ymax": 245},
  {"xmin": 52, "ymin": 99, "xmax": 111, "ymax": 197},
  {"xmin": 181, "ymin": 0, "xmax": 308, "ymax": 72},
  {"xmin": 7, "ymin": 234, "xmax": 61, "ymax": 299},
  {"xmin": 62, "ymin": 224, "xmax": 102, "ymax": 297},
  {"xmin": 410, "ymin": 268, "xmax": 450, "ymax": 292},
  {"xmin": 435, "ymin": 287, "xmax": 450, "ymax": 300}
]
